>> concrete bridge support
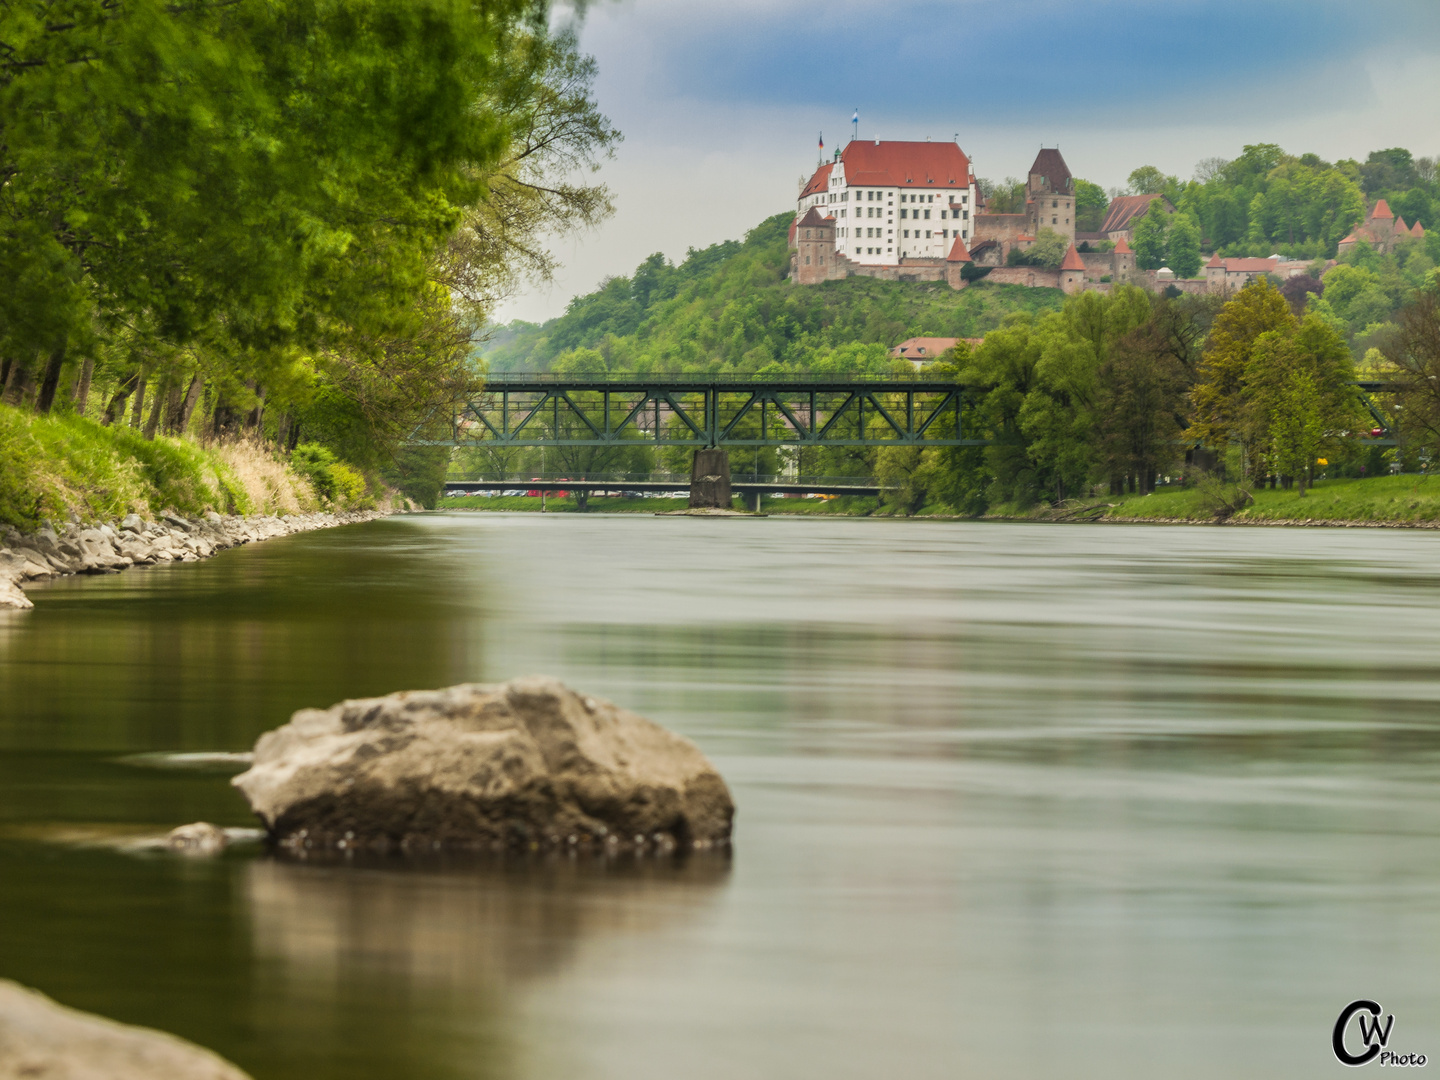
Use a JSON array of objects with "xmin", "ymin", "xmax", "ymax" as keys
[{"xmin": 689, "ymin": 448, "xmax": 731, "ymax": 509}]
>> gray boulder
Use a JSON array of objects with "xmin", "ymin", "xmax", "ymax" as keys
[
  {"xmin": 0, "ymin": 979, "xmax": 251, "ymax": 1079},
  {"xmin": 232, "ymin": 677, "xmax": 734, "ymax": 855}
]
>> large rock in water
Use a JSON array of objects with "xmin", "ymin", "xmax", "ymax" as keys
[
  {"xmin": 0, "ymin": 979, "xmax": 252, "ymax": 1079},
  {"xmin": 231, "ymin": 677, "xmax": 734, "ymax": 854}
]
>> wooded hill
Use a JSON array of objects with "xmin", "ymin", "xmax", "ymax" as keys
[{"xmin": 481, "ymin": 213, "xmax": 1064, "ymax": 376}]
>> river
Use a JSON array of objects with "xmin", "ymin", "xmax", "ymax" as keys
[{"xmin": 1, "ymin": 513, "xmax": 1438, "ymax": 1078}]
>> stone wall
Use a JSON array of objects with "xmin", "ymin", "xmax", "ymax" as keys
[{"xmin": 983, "ymin": 266, "xmax": 1062, "ymax": 289}]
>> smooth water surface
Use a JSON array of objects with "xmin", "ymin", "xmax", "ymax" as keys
[{"xmin": 2, "ymin": 513, "xmax": 1439, "ymax": 1078}]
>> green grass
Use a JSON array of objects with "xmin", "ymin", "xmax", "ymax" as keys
[
  {"xmin": 1104, "ymin": 473, "xmax": 1440, "ymax": 524},
  {"xmin": 0, "ymin": 404, "xmax": 258, "ymax": 530}
]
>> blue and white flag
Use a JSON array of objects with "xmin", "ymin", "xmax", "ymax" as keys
[{"xmin": 852, "ymin": 110, "xmax": 859, "ymax": 123}]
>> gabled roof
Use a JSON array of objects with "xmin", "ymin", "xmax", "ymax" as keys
[
  {"xmin": 800, "ymin": 164, "xmax": 833, "ymax": 199},
  {"xmin": 839, "ymin": 140, "xmax": 972, "ymax": 189},
  {"xmin": 1369, "ymin": 199, "xmax": 1393, "ymax": 220},
  {"xmin": 892, "ymin": 336, "xmax": 960, "ymax": 358},
  {"xmin": 946, "ymin": 235, "xmax": 973, "ymax": 262},
  {"xmin": 1101, "ymin": 194, "xmax": 1173, "ymax": 235},
  {"xmin": 1113, "ymin": 237, "xmax": 1133, "ymax": 254},
  {"xmin": 1028, "ymin": 148, "xmax": 1072, "ymax": 193},
  {"xmin": 1060, "ymin": 244, "xmax": 1086, "ymax": 271},
  {"xmin": 796, "ymin": 207, "xmax": 831, "ymax": 228},
  {"xmin": 1338, "ymin": 232, "xmax": 1360, "ymax": 245}
]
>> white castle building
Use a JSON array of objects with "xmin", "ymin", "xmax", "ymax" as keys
[{"xmin": 796, "ymin": 139, "xmax": 978, "ymax": 268}]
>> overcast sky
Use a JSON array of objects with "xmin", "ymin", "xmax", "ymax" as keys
[{"xmin": 496, "ymin": 0, "xmax": 1440, "ymax": 325}]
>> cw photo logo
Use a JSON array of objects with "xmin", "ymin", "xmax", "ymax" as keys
[{"xmin": 1333, "ymin": 1000, "xmax": 1427, "ymax": 1067}]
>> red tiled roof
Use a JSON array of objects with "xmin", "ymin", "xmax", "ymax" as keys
[
  {"xmin": 800, "ymin": 163, "xmax": 833, "ymax": 199},
  {"xmin": 1060, "ymin": 244, "xmax": 1086, "ymax": 271},
  {"xmin": 1395, "ymin": 216, "xmax": 1409, "ymax": 234},
  {"xmin": 1414, "ymin": 221, "xmax": 1426, "ymax": 238},
  {"xmin": 891, "ymin": 337, "xmax": 959, "ymax": 358},
  {"xmin": 839, "ymin": 140, "xmax": 972, "ymax": 189},
  {"xmin": 1100, "ymin": 194, "xmax": 1173, "ymax": 235},
  {"xmin": 946, "ymin": 235, "xmax": 973, "ymax": 262},
  {"xmin": 1113, "ymin": 237, "xmax": 1133, "ymax": 254},
  {"xmin": 1370, "ymin": 199, "xmax": 1393, "ymax": 220},
  {"xmin": 796, "ymin": 207, "xmax": 830, "ymax": 228},
  {"xmin": 1338, "ymin": 232, "xmax": 1359, "ymax": 244},
  {"xmin": 1206, "ymin": 253, "xmax": 1224, "ymax": 268}
]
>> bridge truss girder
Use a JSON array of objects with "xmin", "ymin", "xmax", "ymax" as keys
[{"xmin": 412, "ymin": 378, "xmax": 984, "ymax": 448}]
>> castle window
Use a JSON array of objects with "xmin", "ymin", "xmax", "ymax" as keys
[
  {"xmin": 1052, "ymin": 217, "xmax": 1057, "ymax": 225},
  {"xmin": 940, "ymin": 211, "xmax": 947, "ymax": 219},
  {"xmin": 924, "ymin": 210, "xmax": 930, "ymax": 219},
  {"xmin": 1052, "ymin": 200, "xmax": 1057, "ymax": 208},
  {"xmin": 805, "ymin": 256, "xmax": 811, "ymax": 265},
  {"xmin": 903, "ymin": 230, "xmax": 909, "ymax": 238},
  {"xmin": 926, "ymin": 230, "xmax": 931, "ymax": 238}
]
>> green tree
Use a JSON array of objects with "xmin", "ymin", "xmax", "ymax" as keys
[
  {"xmin": 1008, "ymin": 228, "xmax": 1069, "ymax": 269},
  {"xmin": 1132, "ymin": 199, "xmax": 1170, "ymax": 270},
  {"xmin": 1167, "ymin": 213, "xmax": 1203, "ymax": 279},
  {"xmin": 1187, "ymin": 279, "xmax": 1296, "ymax": 471},
  {"xmin": 1128, "ymin": 166, "xmax": 1176, "ymax": 196},
  {"xmin": 1267, "ymin": 369, "xmax": 1324, "ymax": 494},
  {"xmin": 1073, "ymin": 178, "xmax": 1110, "ymax": 233}
]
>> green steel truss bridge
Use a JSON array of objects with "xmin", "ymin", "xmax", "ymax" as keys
[
  {"xmin": 410, "ymin": 373, "xmax": 982, "ymax": 449},
  {"xmin": 408, "ymin": 375, "xmax": 1402, "ymax": 450}
]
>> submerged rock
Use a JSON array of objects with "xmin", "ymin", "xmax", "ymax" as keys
[
  {"xmin": 0, "ymin": 979, "xmax": 252, "ymax": 1079},
  {"xmin": 231, "ymin": 677, "xmax": 734, "ymax": 855},
  {"xmin": 167, "ymin": 822, "xmax": 229, "ymax": 855}
]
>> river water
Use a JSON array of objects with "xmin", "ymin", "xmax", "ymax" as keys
[{"xmin": 2, "ymin": 514, "xmax": 1438, "ymax": 1078}]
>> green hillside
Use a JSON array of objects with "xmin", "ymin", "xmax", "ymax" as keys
[{"xmin": 480, "ymin": 213, "xmax": 1064, "ymax": 375}]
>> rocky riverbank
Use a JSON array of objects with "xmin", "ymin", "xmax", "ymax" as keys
[{"xmin": 0, "ymin": 508, "xmax": 394, "ymax": 609}]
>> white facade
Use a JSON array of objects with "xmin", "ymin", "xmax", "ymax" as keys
[{"xmin": 797, "ymin": 144, "xmax": 978, "ymax": 268}]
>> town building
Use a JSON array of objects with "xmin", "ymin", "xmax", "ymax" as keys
[
  {"xmin": 1337, "ymin": 199, "xmax": 1426, "ymax": 256},
  {"xmin": 795, "ymin": 139, "xmax": 977, "ymax": 269},
  {"xmin": 1089, "ymin": 194, "xmax": 1176, "ymax": 246}
]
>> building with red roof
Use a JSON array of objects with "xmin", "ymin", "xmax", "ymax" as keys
[
  {"xmin": 796, "ymin": 139, "xmax": 976, "ymax": 270},
  {"xmin": 1337, "ymin": 199, "xmax": 1425, "ymax": 256}
]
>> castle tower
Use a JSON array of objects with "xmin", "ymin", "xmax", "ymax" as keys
[
  {"xmin": 1112, "ymin": 236, "xmax": 1135, "ymax": 283},
  {"xmin": 1060, "ymin": 244, "xmax": 1086, "ymax": 295},
  {"xmin": 1026, "ymin": 148, "xmax": 1076, "ymax": 245},
  {"xmin": 795, "ymin": 207, "xmax": 838, "ymax": 285}
]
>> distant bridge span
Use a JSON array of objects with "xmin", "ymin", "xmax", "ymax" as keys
[{"xmin": 408, "ymin": 373, "xmax": 982, "ymax": 449}]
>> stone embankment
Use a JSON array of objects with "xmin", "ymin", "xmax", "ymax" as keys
[
  {"xmin": 0, "ymin": 979, "xmax": 252, "ymax": 1079},
  {"xmin": 0, "ymin": 509, "xmax": 392, "ymax": 609}
]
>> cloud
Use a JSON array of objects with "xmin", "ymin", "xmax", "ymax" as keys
[{"xmin": 492, "ymin": 0, "xmax": 1440, "ymax": 324}]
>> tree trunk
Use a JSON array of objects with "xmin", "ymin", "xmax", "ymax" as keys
[
  {"xmin": 287, "ymin": 419, "xmax": 302, "ymax": 451},
  {"xmin": 162, "ymin": 379, "xmax": 184, "ymax": 434},
  {"xmin": 244, "ymin": 383, "xmax": 265, "ymax": 434},
  {"xmin": 1, "ymin": 355, "xmax": 32, "ymax": 406},
  {"xmin": 103, "ymin": 370, "xmax": 140, "ymax": 425},
  {"xmin": 275, "ymin": 412, "xmax": 291, "ymax": 449},
  {"xmin": 174, "ymin": 374, "xmax": 204, "ymax": 434},
  {"xmin": 34, "ymin": 339, "xmax": 68, "ymax": 415},
  {"xmin": 130, "ymin": 370, "xmax": 148, "ymax": 428},
  {"xmin": 143, "ymin": 377, "xmax": 166, "ymax": 439},
  {"xmin": 71, "ymin": 356, "xmax": 95, "ymax": 417},
  {"xmin": 0, "ymin": 358, "xmax": 10, "ymax": 391}
]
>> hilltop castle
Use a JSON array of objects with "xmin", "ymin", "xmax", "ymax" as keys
[
  {"xmin": 791, "ymin": 142, "xmax": 1132, "ymax": 294},
  {"xmin": 792, "ymin": 141, "xmax": 1427, "ymax": 297}
]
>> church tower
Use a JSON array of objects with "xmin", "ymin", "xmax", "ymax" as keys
[{"xmin": 1026, "ymin": 148, "xmax": 1075, "ymax": 245}]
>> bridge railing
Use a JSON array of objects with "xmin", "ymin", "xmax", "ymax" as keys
[{"xmin": 445, "ymin": 472, "xmax": 879, "ymax": 486}]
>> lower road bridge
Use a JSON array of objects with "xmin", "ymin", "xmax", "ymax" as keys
[{"xmin": 419, "ymin": 373, "xmax": 976, "ymax": 508}]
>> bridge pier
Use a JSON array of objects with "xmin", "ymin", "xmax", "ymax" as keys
[{"xmin": 689, "ymin": 448, "xmax": 732, "ymax": 509}]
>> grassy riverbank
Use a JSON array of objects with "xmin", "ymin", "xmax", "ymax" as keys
[
  {"xmin": 1099, "ymin": 474, "xmax": 1440, "ymax": 525},
  {"xmin": 0, "ymin": 403, "xmax": 338, "ymax": 531}
]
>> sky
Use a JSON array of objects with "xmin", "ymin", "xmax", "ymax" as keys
[{"xmin": 496, "ymin": 0, "xmax": 1440, "ymax": 325}]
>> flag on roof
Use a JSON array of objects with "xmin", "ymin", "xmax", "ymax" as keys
[
  {"xmin": 819, "ymin": 132, "xmax": 824, "ymax": 150},
  {"xmin": 852, "ymin": 109, "xmax": 859, "ymax": 123}
]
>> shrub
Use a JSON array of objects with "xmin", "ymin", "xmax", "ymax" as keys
[{"xmin": 291, "ymin": 442, "xmax": 368, "ymax": 506}]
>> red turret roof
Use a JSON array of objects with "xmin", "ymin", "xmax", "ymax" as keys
[
  {"xmin": 1113, "ymin": 237, "xmax": 1133, "ymax": 254},
  {"xmin": 1395, "ymin": 216, "xmax": 1409, "ymax": 235},
  {"xmin": 800, "ymin": 164, "xmax": 833, "ymax": 199},
  {"xmin": 1370, "ymin": 199, "xmax": 1393, "ymax": 220},
  {"xmin": 1060, "ymin": 244, "xmax": 1086, "ymax": 272},
  {"xmin": 946, "ymin": 235, "xmax": 973, "ymax": 262},
  {"xmin": 796, "ymin": 207, "xmax": 830, "ymax": 228},
  {"xmin": 838, "ymin": 140, "xmax": 972, "ymax": 189},
  {"xmin": 1206, "ymin": 253, "xmax": 1224, "ymax": 268},
  {"xmin": 1414, "ymin": 221, "xmax": 1426, "ymax": 238}
]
